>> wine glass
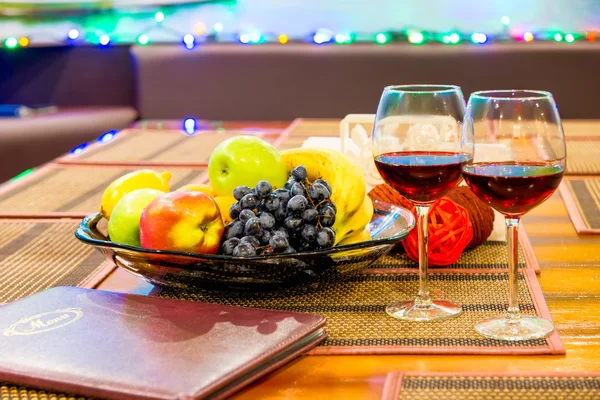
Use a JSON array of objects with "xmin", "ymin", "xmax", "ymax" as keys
[
  {"xmin": 372, "ymin": 85, "xmax": 473, "ymax": 321},
  {"xmin": 462, "ymin": 90, "xmax": 565, "ymax": 340}
]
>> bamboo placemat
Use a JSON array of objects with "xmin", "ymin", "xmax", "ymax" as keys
[
  {"xmin": 560, "ymin": 178, "xmax": 600, "ymax": 234},
  {"xmin": 56, "ymin": 130, "xmax": 280, "ymax": 167},
  {"xmin": 0, "ymin": 164, "xmax": 207, "ymax": 218},
  {"xmin": 382, "ymin": 372, "xmax": 600, "ymax": 400},
  {"xmin": 375, "ymin": 231, "xmax": 539, "ymax": 274},
  {"xmin": 565, "ymin": 140, "xmax": 600, "ymax": 175},
  {"xmin": 158, "ymin": 268, "xmax": 563, "ymax": 355},
  {"xmin": 0, "ymin": 219, "xmax": 113, "ymax": 304}
]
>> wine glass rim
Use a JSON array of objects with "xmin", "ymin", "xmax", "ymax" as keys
[
  {"xmin": 470, "ymin": 89, "xmax": 553, "ymax": 100},
  {"xmin": 384, "ymin": 84, "xmax": 462, "ymax": 94}
]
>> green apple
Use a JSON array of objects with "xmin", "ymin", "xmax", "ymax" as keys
[
  {"xmin": 108, "ymin": 188, "xmax": 165, "ymax": 247},
  {"xmin": 208, "ymin": 136, "xmax": 287, "ymax": 196}
]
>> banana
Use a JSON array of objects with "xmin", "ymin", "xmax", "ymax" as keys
[
  {"xmin": 334, "ymin": 195, "xmax": 374, "ymax": 244},
  {"xmin": 100, "ymin": 170, "xmax": 171, "ymax": 219},
  {"xmin": 280, "ymin": 148, "xmax": 366, "ymax": 223},
  {"xmin": 213, "ymin": 195, "xmax": 237, "ymax": 224},
  {"xmin": 338, "ymin": 228, "xmax": 372, "ymax": 246}
]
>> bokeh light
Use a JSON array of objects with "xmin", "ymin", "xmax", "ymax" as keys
[
  {"xmin": 408, "ymin": 32, "xmax": 425, "ymax": 44},
  {"xmin": 137, "ymin": 34, "xmax": 149, "ymax": 45},
  {"xmin": 99, "ymin": 34, "xmax": 110, "ymax": 46},
  {"xmin": 68, "ymin": 29, "xmax": 80, "ymax": 40}
]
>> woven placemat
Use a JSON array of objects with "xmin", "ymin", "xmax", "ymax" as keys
[
  {"xmin": 566, "ymin": 140, "xmax": 600, "ymax": 175},
  {"xmin": 374, "ymin": 234, "xmax": 539, "ymax": 274},
  {"xmin": 57, "ymin": 130, "xmax": 279, "ymax": 166},
  {"xmin": 0, "ymin": 219, "xmax": 113, "ymax": 304},
  {"xmin": 0, "ymin": 165, "xmax": 207, "ymax": 218},
  {"xmin": 382, "ymin": 372, "xmax": 600, "ymax": 400},
  {"xmin": 158, "ymin": 268, "xmax": 563, "ymax": 355},
  {"xmin": 560, "ymin": 178, "xmax": 600, "ymax": 234}
]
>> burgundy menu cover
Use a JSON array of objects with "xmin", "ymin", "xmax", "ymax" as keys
[{"xmin": 0, "ymin": 287, "xmax": 327, "ymax": 400}]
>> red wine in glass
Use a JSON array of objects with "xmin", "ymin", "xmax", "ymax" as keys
[
  {"xmin": 462, "ymin": 162, "xmax": 564, "ymax": 217},
  {"xmin": 463, "ymin": 89, "xmax": 566, "ymax": 341},
  {"xmin": 374, "ymin": 151, "xmax": 472, "ymax": 204}
]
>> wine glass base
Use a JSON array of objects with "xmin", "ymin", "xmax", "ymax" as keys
[
  {"xmin": 475, "ymin": 315, "xmax": 554, "ymax": 341},
  {"xmin": 386, "ymin": 300, "xmax": 462, "ymax": 321}
]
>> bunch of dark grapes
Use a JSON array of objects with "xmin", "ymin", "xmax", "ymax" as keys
[{"xmin": 220, "ymin": 165, "xmax": 336, "ymax": 257}]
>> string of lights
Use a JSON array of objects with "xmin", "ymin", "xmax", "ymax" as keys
[{"xmin": 2, "ymin": 13, "xmax": 598, "ymax": 49}]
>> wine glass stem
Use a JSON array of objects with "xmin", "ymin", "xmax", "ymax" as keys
[
  {"xmin": 415, "ymin": 205, "xmax": 432, "ymax": 306},
  {"xmin": 505, "ymin": 217, "xmax": 521, "ymax": 321}
]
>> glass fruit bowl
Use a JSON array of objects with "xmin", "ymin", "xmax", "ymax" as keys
[{"xmin": 75, "ymin": 200, "xmax": 415, "ymax": 292}]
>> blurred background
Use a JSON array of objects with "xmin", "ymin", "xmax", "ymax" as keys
[{"xmin": 0, "ymin": 0, "xmax": 599, "ymax": 181}]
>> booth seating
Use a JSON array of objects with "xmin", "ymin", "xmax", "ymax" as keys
[
  {"xmin": 131, "ymin": 42, "xmax": 600, "ymax": 120},
  {"xmin": 0, "ymin": 47, "xmax": 136, "ymax": 182}
]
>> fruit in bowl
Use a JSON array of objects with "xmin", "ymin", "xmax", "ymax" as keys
[
  {"xmin": 94, "ymin": 142, "xmax": 375, "ymax": 259},
  {"xmin": 140, "ymin": 191, "xmax": 225, "ymax": 254},
  {"xmin": 219, "ymin": 170, "xmax": 339, "ymax": 257},
  {"xmin": 208, "ymin": 136, "xmax": 287, "ymax": 197},
  {"xmin": 280, "ymin": 148, "xmax": 373, "ymax": 245},
  {"xmin": 107, "ymin": 188, "xmax": 165, "ymax": 247},
  {"xmin": 100, "ymin": 170, "xmax": 171, "ymax": 219}
]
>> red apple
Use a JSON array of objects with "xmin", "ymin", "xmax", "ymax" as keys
[{"xmin": 140, "ymin": 191, "xmax": 224, "ymax": 254}]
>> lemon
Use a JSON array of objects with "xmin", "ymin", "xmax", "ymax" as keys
[{"xmin": 100, "ymin": 170, "xmax": 171, "ymax": 219}]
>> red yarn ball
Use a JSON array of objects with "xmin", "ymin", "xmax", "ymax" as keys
[{"xmin": 402, "ymin": 197, "xmax": 474, "ymax": 266}]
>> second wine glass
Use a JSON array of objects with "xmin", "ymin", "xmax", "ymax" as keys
[
  {"xmin": 373, "ymin": 85, "xmax": 473, "ymax": 321},
  {"xmin": 462, "ymin": 90, "xmax": 566, "ymax": 340}
]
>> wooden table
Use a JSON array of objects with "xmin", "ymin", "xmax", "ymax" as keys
[{"xmin": 98, "ymin": 119, "xmax": 600, "ymax": 400}]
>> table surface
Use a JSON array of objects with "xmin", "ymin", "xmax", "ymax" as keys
[{"xmin": 97, "ymin": 119, "xmax": 600, "ymax": 400}]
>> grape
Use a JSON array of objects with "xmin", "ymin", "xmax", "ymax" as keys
[
  {"xmin": 287, "ymin": 195, "xmax": 308, "ymax": 215},
  {"xmin": 233, "ymin": 242, "xmax": 257, "ymax": 257},
  {"xmin": 229, "ymin": 202, "xmax": 241, "ymax": 219},
  {"xmin": 316, "ymin": 227, "xmax": 335, "ymax": 248},
  {"xmin": 290, "ymin": 182, "xmax": 307, "ymax": 197},
  {"xmin": 284, "ymin": 178, "xmax": 296, "ymax": 190},
  {"xmin": 244, "ymin": 217, "xmax": 263, "ymax": 236},
  {"xmin": 239, "ymin": 209, "xmax": 256, "ymax": 223},
  {"xmin": 310, "ymin": 182, "xmax": 330, "ymax": 202},
  {"xmin": 258, "ymin": 212, "xmax": 276, "ymax": 229},
  {"xmin": 255, "ymin": 180, "xmax": 272, "ymax": 199},
  {"xmin": 240, "ymin": 193, "xmax": 260, "ymax": 210},
  {"xmin": 302, "ymin": 208, "xmax": 319, "ymax": 223},
  {"xmin": 314, "ymin": 179, "xmax": 332, "ymax": 195},
  {"xmin": 273, "ymin": 227, "xmax": 289, "ymax": 239},
  {"xmin": 269, "ymin": 234, "xmax": 289, "ymax": 252},
  {"xmin": 274, "ymin": 206, "xmax": 287, "ymax": 222},
  {"xmin": 319, "ymin": 205, "xmax": 336, "ymax": 227},
  {"xmin": 283, "ymin": 246, "xmax": 297, "ymax": 254},
  {"xmin": 240, "ymin": 235, "xmax": 261, "ymax": 247},
  {"xmin": 284, "ymin": 216, "xmax": 304, "ymax": 232},
  {"xmin": 301, "ymin": 224, "xmax": 317, "ymax": 242},
  {"xmin": 259, "ymin": 229, "xmax": 272, "ymax": 245},
  {"xmin": 224, "ymin": 221, "xmax": 244, "ymax": 240},
  {"xmin": 318, "ymin": 201, "xmax": 337, "ymax": 214},
  {"xmin": 262, "ymin": 193, "xmax": 280, "ymax": 212},
  {"xmin": 221, "ymin": 237, "xmax": 240, "ymax": 255},
  {"xmin": 291, "ymin": 165, "xmax": 308, "ymax": 181},
  {"xmin": 233, "ymin": 186, "xmax": 252, "ymax": 201},
  {"xmin": 274, "ymin": 188, "xmax": 291, "ymax": 205}
]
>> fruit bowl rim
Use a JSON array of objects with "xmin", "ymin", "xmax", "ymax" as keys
[{"xmin": 75, "ymin": 199, "xmax": 415, "ymax": 261}]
